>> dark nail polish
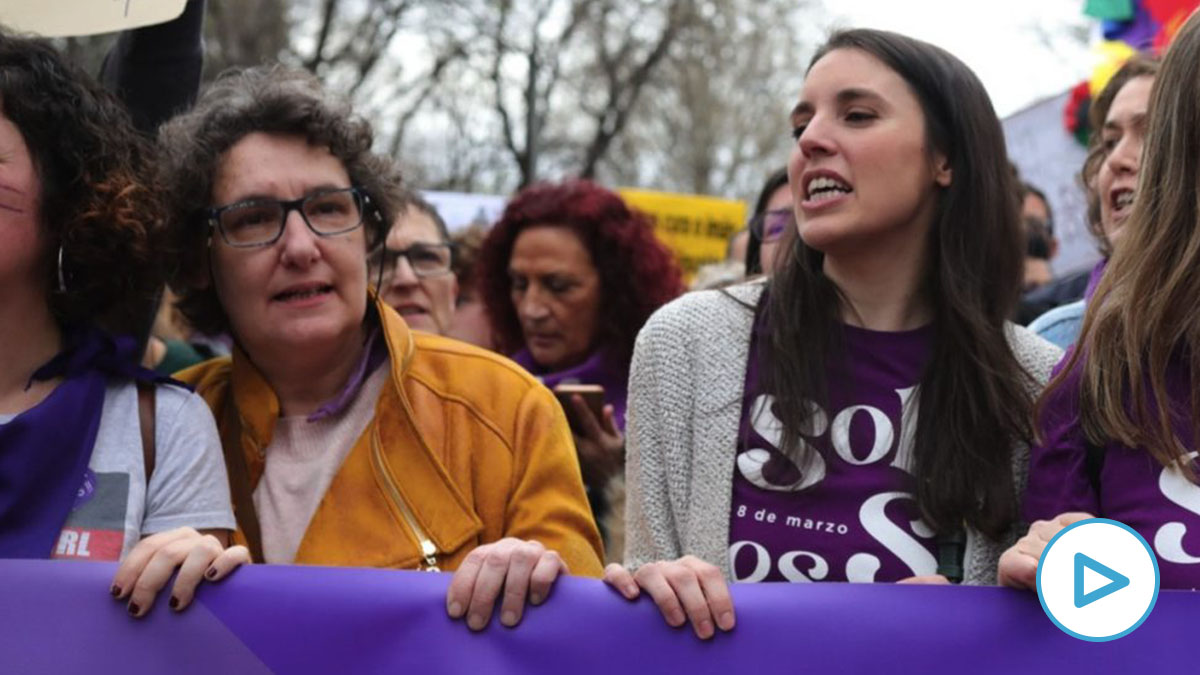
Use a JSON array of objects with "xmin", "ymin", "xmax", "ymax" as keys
[
  {"xmin": 110, "ymin": 585, "xmax": 121, "ymax": 598},
  {"xmin": 169, "ymin": 596, "xmax": 179, "ymax": 610},
  {"xmin": 205, "ymin": 567, "xmax": 217, "ymax": 580},
  {"xmin": 128, "ymin": 603, "xmax": 140, "ymax": 616}
]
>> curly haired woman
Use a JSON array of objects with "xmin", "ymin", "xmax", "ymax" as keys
[
  {"xmin": 146, "ymin": 65, "xmax": 602, "ymax": 631},
  {"xmin": 0, "ymin": 29, "xmax": 236, "ymax": 613},
  {"xmin": 477, "ymin": 180, "xmax": 685, "ymax": 550}
]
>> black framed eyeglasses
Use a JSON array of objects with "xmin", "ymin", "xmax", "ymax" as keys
[
  {"xmin": 207, "ymin": 186, "xmax": 366, "ymax": 248},
  {"xmin": 368, "ymin": 242, "xmax": 455, "ymax": 281},
  {"xmin": 750, "ymin": 207, "xmax": 794, "ymax": 243}
]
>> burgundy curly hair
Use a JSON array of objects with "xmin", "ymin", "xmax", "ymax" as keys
[
  {"xmin": 1, "ymin": 30, "xmax": 165, "ymax": 337},
  {"xmin": 477, "ymin": 180, "xmax": 684, "ymax": 365}
]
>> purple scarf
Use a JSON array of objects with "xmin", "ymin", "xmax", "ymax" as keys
[
  {"xmin": 1084, "ymin": 258, "xmax": 1108, "ymax": 300},
  {"xmin": 513, "ymin": 348, "xmax": 629, "ymax": 431},
  {"xmin": 0, "ymin": 328, "xmax": 163, "ymax": 558}
]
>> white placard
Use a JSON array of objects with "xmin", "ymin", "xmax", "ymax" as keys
[
  {"xmin": 0, "ymin": 0, "xmax": 186, "ymax": 38},
  {"xmin": 421, "ymin": 190, "xmax": 507, "ymax": 234},
  {"xmin": 1003, "ymin": 90, "xmax": 1096, "ymax": 276}
]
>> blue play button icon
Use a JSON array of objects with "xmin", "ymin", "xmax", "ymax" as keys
[
  {"xmin": 1037, "ymin": 518, "xmax": 1159, "ymax": 641},
  {"xmin": 1073, "ymin": 552, "xmax": 1130, "ymax": 608}
]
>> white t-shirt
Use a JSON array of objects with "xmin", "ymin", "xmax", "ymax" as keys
[
  {"xmin": 1, "ymin": 381, "xmax": 237, "ymax": 560},
  {"xmin": 253, "ymin": 362, "xmax": 389, "ymax": 563}
]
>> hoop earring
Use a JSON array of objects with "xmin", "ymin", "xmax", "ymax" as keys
[{"xmin": 57, "ymin": 245, "xmax": 67, "ymax": 293}]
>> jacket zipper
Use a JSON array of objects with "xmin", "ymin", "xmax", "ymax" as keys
[{"xmin": 370, "ymin": 427, "xmax": 440, "ymax": 571}]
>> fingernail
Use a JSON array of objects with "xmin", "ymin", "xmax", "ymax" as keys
[
  {"xmin": 127, "ymin": 603, "xmax": 140, "ymax": 617},
  {"xmin": 110, "ymin": 585, "xmax": 121, "ymax": 598},
  {"xmin": 668, "ymin": 611, "xmax": 685, "ymax": 627},
  {"xmin": 529, "ymin": 593, "xmax": 543, "ymax": 605},
  {"xmin": 169, "ymin": 596, "xmax": 179, "ymax": 610},
  {"xmin": 447, "ymin": 601, "xmax": 463, "ymax": 618},
  {"xmin": 204, "ymin": 567, "xmax": 218, "ymax": 580},
  {"xmin": 501, "ymin": 610, "xmax": 517, "ymax": 627},
  {"xmin": 624, "ymin": 585, "xmax": 638, "ymax": 598},
  {"xmin": 696, "ymin": 619, "xmax": 714, "ymax": 639},
  {"xmin": 467, "ymin": 614, "xmax": 486, "ymax": 631},
  {"xmin": 718, "ymin": 611, "xmax": 735, "ymax": 631}
]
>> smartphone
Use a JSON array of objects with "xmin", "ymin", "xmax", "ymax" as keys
[{"xmin": 553, "ymin": 383, "xmax": 606, "ymax": 431}]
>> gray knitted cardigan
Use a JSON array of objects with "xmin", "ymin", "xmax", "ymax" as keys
[{"xmin": 623, "ymin": 279, "xmax": 1063, "ymax": 585}]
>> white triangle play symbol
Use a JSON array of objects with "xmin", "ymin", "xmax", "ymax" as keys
[
  {"xmin": 1083, "ymin": 566, "xmax": 1109, "ymax": 595},
  {"xmin": 1073, "ymin": 552, "xmax": 1130, "ymax": 608}
]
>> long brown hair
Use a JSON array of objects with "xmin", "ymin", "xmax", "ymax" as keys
[
  {"xmin": 1046, "ymin": 10, "xmax": 1200, "ymax": 471},
  {"xmin": 762, "ymin": 29, "xmax": 1033, "ymax": 539}
]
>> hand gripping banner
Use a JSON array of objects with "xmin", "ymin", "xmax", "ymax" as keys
[{"xmin": 0, "ymin": 560, "xmax": 1192, "ymax": 673}]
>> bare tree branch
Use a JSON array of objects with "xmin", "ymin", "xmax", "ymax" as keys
[
  {"xmin": 304, "ymin": 0, "xmax": 340, "ymax": 71},
  {"xmin": 192, "ymin": 0, "xmax": 813, "ymax": 196},
  {"xmin": 490, "ymin": 0, "xmax": 522, "ymax": 173},
  {"xmin": 387, "ymin": 40, "xmax": 468, "ymax": 157},
  {"xmin": 580, "ymin": 0, "xmax": 694, "ymax": 178}
]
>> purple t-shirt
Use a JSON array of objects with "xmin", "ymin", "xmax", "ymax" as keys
[
  {"xmin": 1026, "ymin": 352, "xmax": 1200, "ymax": 590},
  {"xmin": 728, "ymin": 318, "xmax": 938, "ymax": 583}
]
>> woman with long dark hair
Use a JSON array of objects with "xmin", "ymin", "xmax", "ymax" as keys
[
  {"xmin": 1000, "ymin": 10, "xmax": 1200, "ymax": 591},
  {"xmin": 604, "ymin": 28, "xmax": 1061, "ymax": 638}
]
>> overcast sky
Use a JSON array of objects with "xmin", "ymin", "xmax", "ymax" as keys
[{"xmin": 814, "ymin": 0, "xmax": 1095, "ymax": 118}]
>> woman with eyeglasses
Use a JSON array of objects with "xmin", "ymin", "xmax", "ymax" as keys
[
  {"xmin": 372, "ymin": 190, "xmax": 459, "ymax": 336},
  {"xmin": 129, "ymin": 66, "xmax": 604, "ymax": 630},
  {"xmin": 475, "ymin": 180, "xmax": 685, "ymax": 555},
  {"xmin": 745, "ymin": 167, "xmax": 793, "ymax": 277}
]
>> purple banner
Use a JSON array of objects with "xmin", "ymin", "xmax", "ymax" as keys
[{"xmin": 0, "ymin": 560, "xmax": 1194, "ymax": 673}]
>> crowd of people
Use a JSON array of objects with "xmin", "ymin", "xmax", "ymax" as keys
[{"xmin": 6, "ymin": 0, "xmax": 1200, "ymax": 644}]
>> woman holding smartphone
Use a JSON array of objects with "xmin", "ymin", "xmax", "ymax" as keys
[
  {"xmin": 476, "ymin": 180, "xmax": 685, "ymax": 550},
  {"xmin": 605, "ymin": 28, "xmax": 1062, "ymax": 638}
]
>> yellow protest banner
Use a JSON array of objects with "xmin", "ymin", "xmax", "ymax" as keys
[
  {"xmin": 0, "ymin": 0, "xmax": 186, "ymax": 38},
  {"xmin": 618, "ymin": 188, "xmax": 746, "ymax": 281}
]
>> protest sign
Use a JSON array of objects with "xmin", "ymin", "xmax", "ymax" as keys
[
  {"xmin": 0, "ymin": 0, "xmax": 186, "ymax": 37},
  {"xmin": 618, "ymin": 188, "xmax": 747, "ymax": 281},
  {"xmin": 422, "ymin": 190, "xmax": 507, "ymax": 234}
]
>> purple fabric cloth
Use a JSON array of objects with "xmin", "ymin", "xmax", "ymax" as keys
[
  {"xmin": 305, "ymin": 325, "xmax": 387, "ymax": 422},
  {"xmin": 1102, "ymin": 4, "xmax": 1160, "ymax": 47},
  {"xmin": 1, "ymin": 559, "xmax": 1197, "ymax": 674},
  {"xmin": 729, "ymin": 315, "xmax": 937, "ymax": 582},
  {"xmin": 1026, "ymin": 350, "xmax": 1200, "ymax": 589},
  {"xmin": 513, "ymin": 348, "xmax": 628, "ymax": 431},
  {"xmin": 0, "ymin": 328, "xmax": 157, "ymax": 559},
  {"xmin": 1084, "ymin": 258, "xmax": 1108, "ymax": 300},
  {"xmin": 0, "ymin": 370, "xmax": 104, "ymax": 558}
]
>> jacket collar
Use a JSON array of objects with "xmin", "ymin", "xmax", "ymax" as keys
[
  {"xmin": 228, "ymin": 293, "xmax": 414, "ymax": 450},
  {"xmin": 229, "ymin": 294, "xmax": 481, "ymax": 554}
]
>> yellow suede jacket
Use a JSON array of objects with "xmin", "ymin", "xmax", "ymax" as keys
[{"xmin": 176, "ymin": 299, "xmax": 604, "ymax": 577}]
